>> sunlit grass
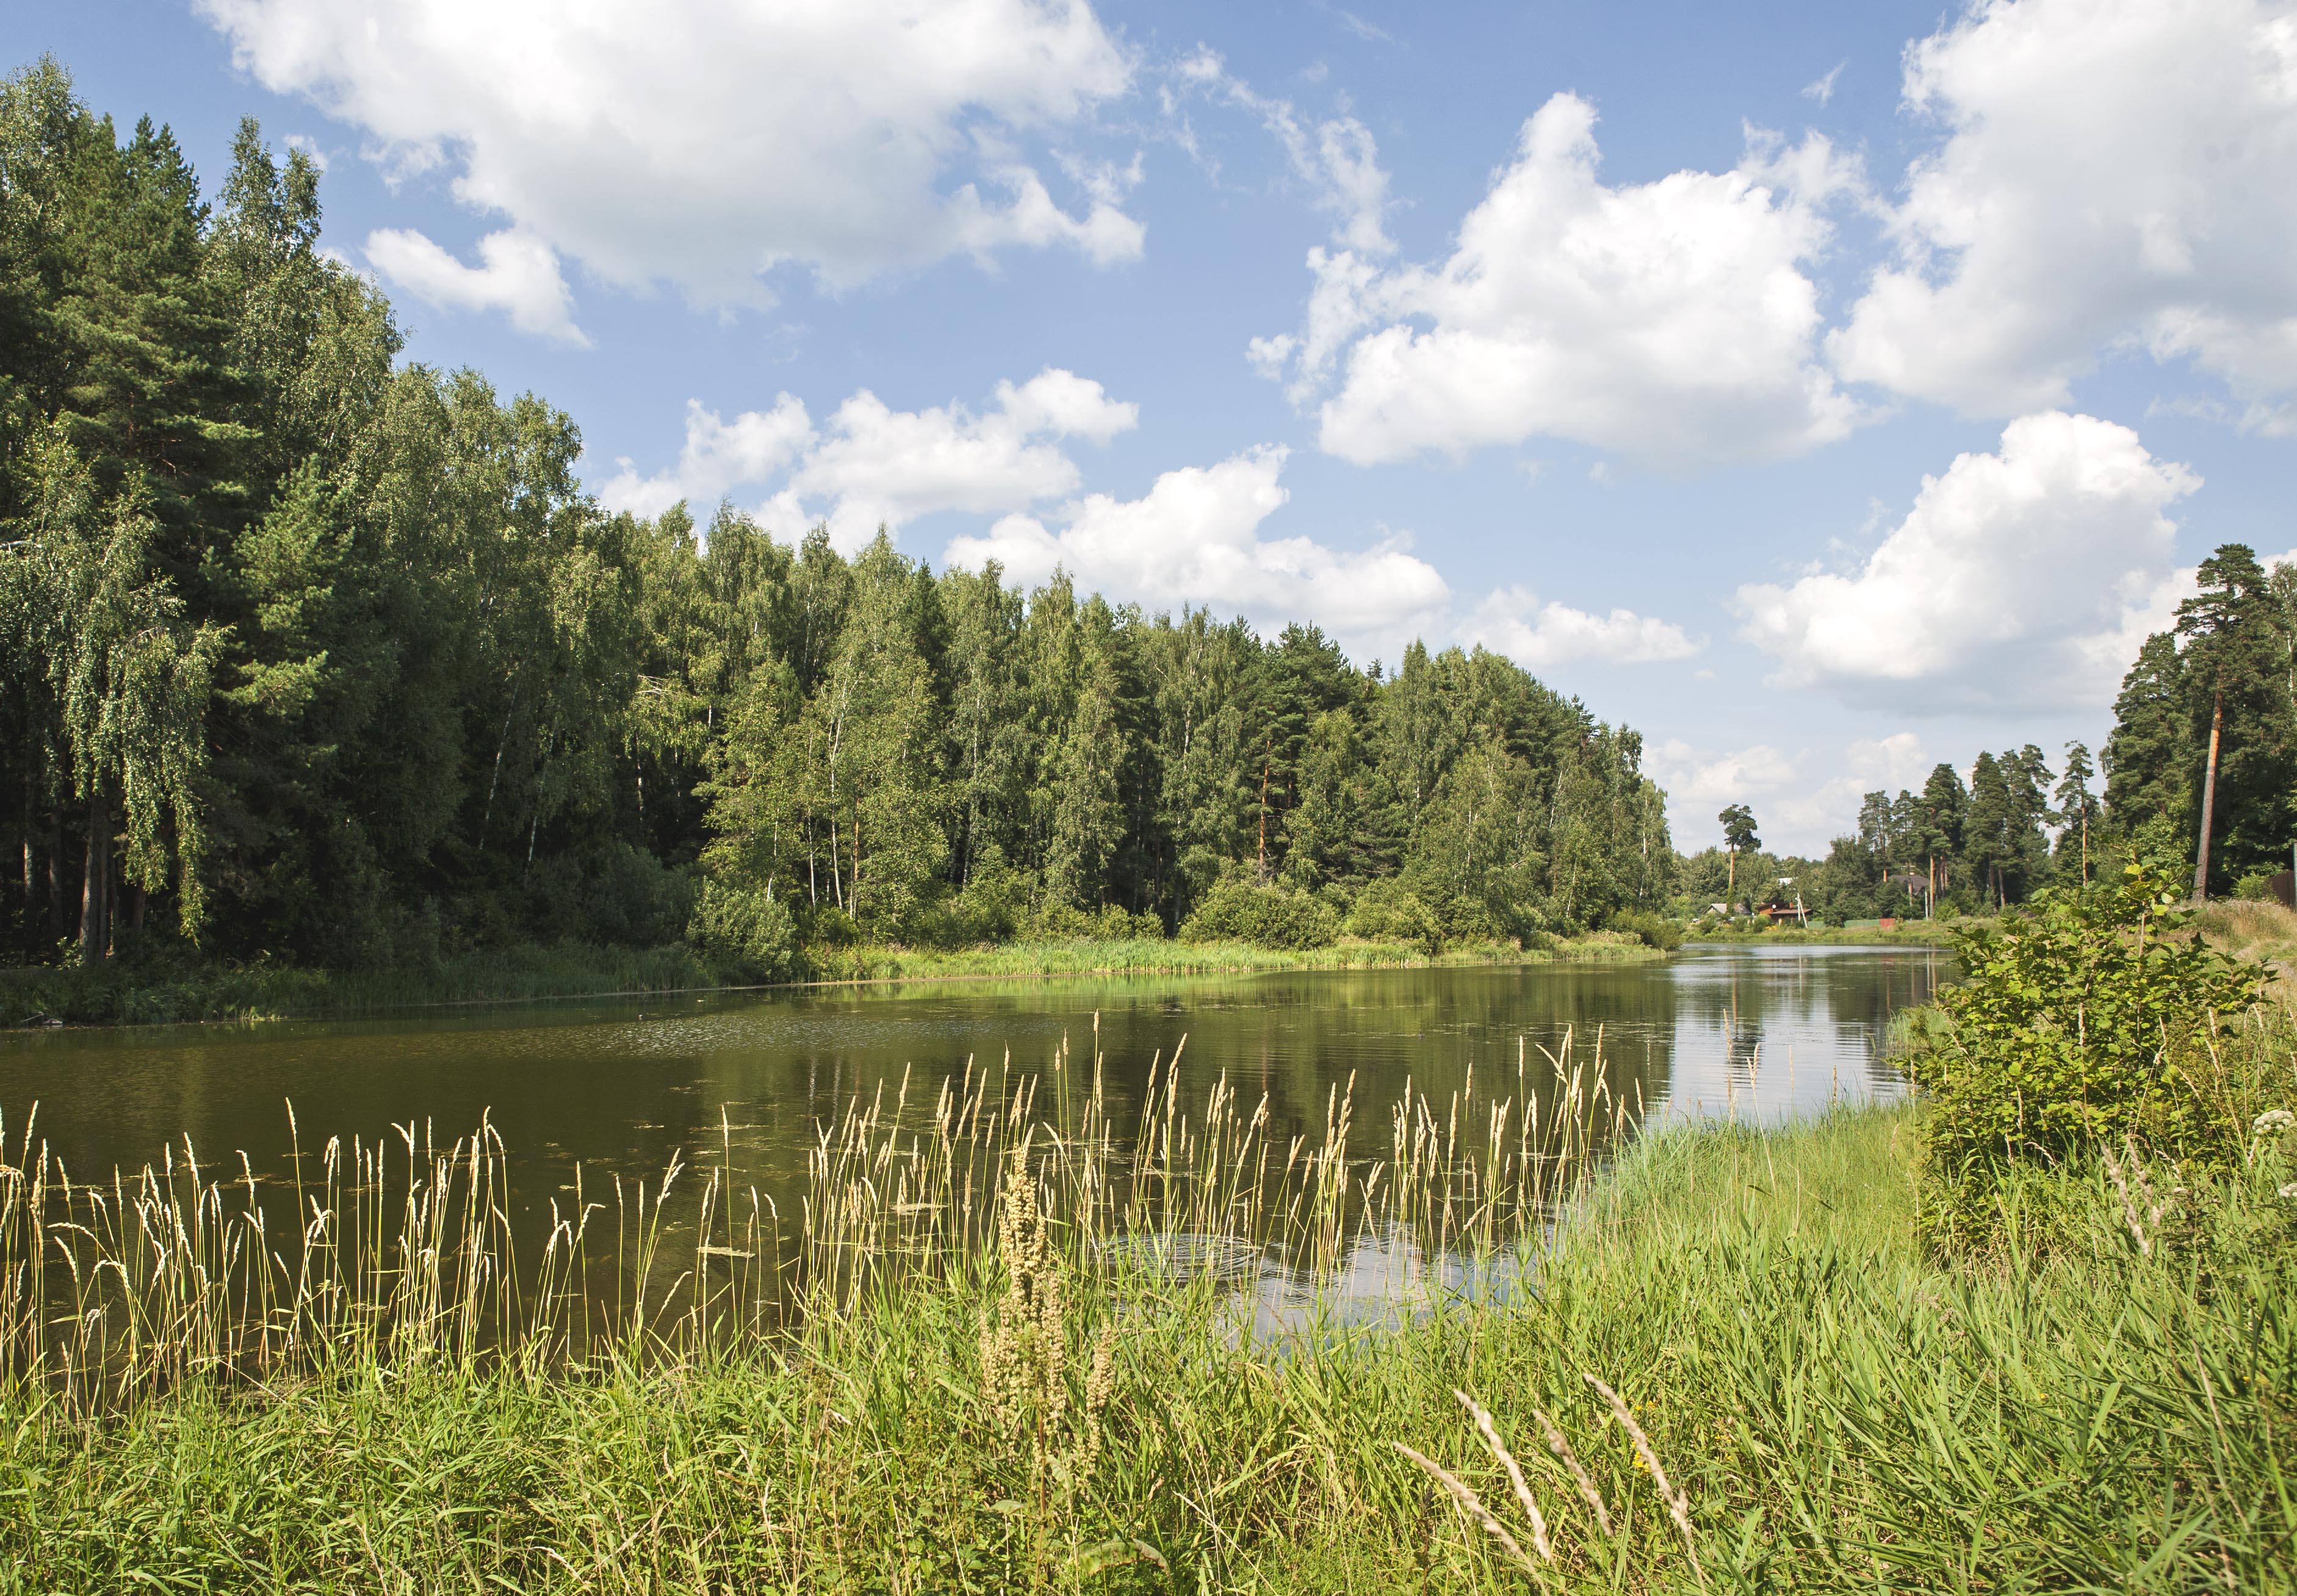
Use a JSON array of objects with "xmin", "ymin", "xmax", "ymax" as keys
[{"xmin": 2, "ymin": 1054, "xmax": 2289, "ymax": 1590}]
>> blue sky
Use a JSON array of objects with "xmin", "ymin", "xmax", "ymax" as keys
[{"xmin": 12, "ymin": 0, "xmax": 2295, "ymax": 853}]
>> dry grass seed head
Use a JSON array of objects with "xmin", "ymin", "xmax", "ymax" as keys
[
  {"xmin": 1393, "ymin": 1442, "xmax": 1543, "ymax": 1578},
  {"xmin": 1454, "ymin": 1389, "xmax": 1553, "ymax": 1562}
]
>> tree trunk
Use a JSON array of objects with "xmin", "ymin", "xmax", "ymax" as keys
[
  {"xmin": 79, "ymin": 793, "xmax": 109, "ymax": 963},
  {"xmin": 1727, "ymin": 846, "xmax": 1736, "ymax": 894},
  {"xmin": 2080, "ymin": 811, "xmax": 2088, "ymax": 885},
  {"xmin": 2194, "ymin": 688, "xmax": 2223, "ymax": 902},
  {"xmin": 1257, "ymin": 749, "xmax": 1270, "ymax": 876},
  {"xmin": 47, "ymin": 816, "xmax": 64, "ymax": 940},
  {"xmin": 17, "ymin": 771, "xmax": 31, "ymax": 954}
]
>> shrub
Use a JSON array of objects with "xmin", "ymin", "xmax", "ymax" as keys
[
  {"xmin": 2233, "ymin": 868, "xmax": 2280, "ymax": 902},
  {"xmin": 689, "ymin": 881, "xmax": 801, "ymax": 982},
  {"xmin": 1606, "ymin": 908, "xmax": 1683, "ymax": 952},
  {"xmin": 1912, "ymin": 863, "xmax": 2268, "ymax": 1249},
  {"xmin": 1178, "ymin": 877, "xmax": 1339, "ymax": 950},
  {"xmin": 1342, "ymin": 877, "xmax": 1442, "ymax": 953}
]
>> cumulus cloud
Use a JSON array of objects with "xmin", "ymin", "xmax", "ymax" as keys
[
  {"xmin": 364, "ymin": 227, "xmax": 588, "ymax": 345},
  {"xmin": 598, "ymin": 374, "xmax": 1700, "ymax": 667},
  {"xmin": 1734, "ymin": 411, "xmax": 2201, "ymax": 711},
  {"xmin": 1832, "ymin": 0, "xmax": 2297, "ymax": 426},
  {"xmin": 596, "ymin": 369, "xmax": 1135, "ymax": 548},
  {"xmin": 598, "ymin": 396, "xmax": 815, "ymax": 520},
  {"xmin": 1654, "ymin": 732, "xmax": 1933, "ymax": 855},
  {"xmin": 1258, "ymin": 93, "xmax": 1865, "ymax": 466},
  {"xmin": 198, "ymin": 0, "xmax": 1141, "ymax": 324},
  {"xmin": 1463, "ymin": 586, "xmax": 1701, "ymax": 666},
  {"xmin": 942, "ymin": 446, "xmax": 1453, "ymax": 639},
  {"xmin": 782, "ymin": 372, "xmax": 1138, "ymax": 547}
]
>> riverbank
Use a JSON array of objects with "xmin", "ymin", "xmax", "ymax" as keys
[
  {"xmin": 4, "ymin": 1100, "xmax": 2284, "ymax": 1591},
  {"xmin": 0, "ymin": 929, "xmax": 1664, "ymax": 1027},
  {"xmin": 1686, "ymin": 919, "xmax": 1960, "ymax": 946}
]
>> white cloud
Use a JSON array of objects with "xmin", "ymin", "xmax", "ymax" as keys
[
  {"xmin": 1261, "ymin": 93, "xmax": 1866, "ymax": 466},
  {"xmin": 599, "ymin": 375, "xmax": 1698, "ymax": 667},
  {"xmin": 364, "ymin": 227, "xmax": 588, "ymax": 345},
  {"xmin": 1464, "ymin": 586, "xmax": 1701, "ymax": 666},
  {"xmin": 594, "ymin": 370, "xmax": 1134, "ymax": 550},
  {"xmin": 1734, "ymin": 411, "xmax": 2201, "ymax": 711},
  {"xmin": 1832, "ymin": 0, "xmax": 2297, "ymax": 427},
  {"xmin": 599, "ymin": 396, "xmax": 814, "ymax": 520},
  {"xmin": 1655, "ymin": 732, "xmax": 1935, "ymax": 855},
  {"xmin": 1175, "ymin": 49, "xmax": 1395, "ymax": 254},
  {"xmin": 943, "ymin": 446, "xmax": 1452, "ymax": 640},
  {"xmin": 784, "ymin": 372, "xmax": 1138, "ymax": 547},
  {"xmin": 198, "ymin": 0, "xmax": 1140, "ymax": 323},
  {"xmin": 1803, "ymin": 61, "xmax": 1846, "ymax": 106},
  {"xmin": 1653, "ymin": 740, "xmax": 1800, "ymax": 810}
]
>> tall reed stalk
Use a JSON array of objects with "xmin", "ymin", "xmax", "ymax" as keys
[{"xmin": 0, "ymin": 1027, "xmax": 1634, "ymax": 1415}]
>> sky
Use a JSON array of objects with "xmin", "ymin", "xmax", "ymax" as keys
[{"xmin": 10, "ymin": 0, "xmax": 2296, "ymax": 855}]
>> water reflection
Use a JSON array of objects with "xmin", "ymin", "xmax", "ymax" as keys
[{"xmin": 0, "ymin": 947, "xmax": 1941, "ymax": 1330}]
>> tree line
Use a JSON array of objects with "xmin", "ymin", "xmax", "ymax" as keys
[
  {"xmin": 1698, "ymin": 541, "xmax": 2296, "ymax": 924},
  {"xmin": 0, "ymin": 65, "xmax": 1675, "ymax": 975}
]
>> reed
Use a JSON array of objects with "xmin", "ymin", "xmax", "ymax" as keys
[
  {"xmin": 0, "ymin": 1025, "xmax": 1634, "ymax": 1416},
  {"xmin": 2, "ymin": 1073, "xmax": 2288, "ymax": 1591}
]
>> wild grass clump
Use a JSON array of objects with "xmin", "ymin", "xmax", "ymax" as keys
[
  {"xmin": 4, "ymin": 1103, "xmax": 2290, "ymax": 1591},
  {"xmin": 2198, "ymin": 892, "xmax": 2297, "ymax": 968}
]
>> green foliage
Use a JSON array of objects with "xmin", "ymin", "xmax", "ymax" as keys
[
  {"xmin": 5, "ymin": 1107, "xmax": 2290, "ymax": 1591},
  {"xmin": 1177, "ymin": 875, "xmax": 1340, "ymax": 950},
  {"xmin": 1604, "ymin": 908, "xmax": 1683, "ymax": 951},
  {"xmin": 1913, "ymin": 863, "xmax": 2270, "ymax": 1248},
  {"xmin": 688, "ymin": 879, "xmax": 798, "ymax": 982},
  {"xmin": 2, "ymin": 65, "xmax": 1678, "ymax": 990}
]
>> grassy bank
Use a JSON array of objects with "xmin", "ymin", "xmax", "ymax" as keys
[
  {"xmin": 804, "ymin": 929, "xmax": 1661, "ymax": 985},
  {"xmin": 3, "ymin": 1077, "xmax": 2288, "ymax": 1589},
  {"xmin": 1, "ymin": 930, "xmax": 1662, "ymax": 1027},
  {"xmin": 1686, "ymin": 920, "xmax": 1960, "ymax": 946}
]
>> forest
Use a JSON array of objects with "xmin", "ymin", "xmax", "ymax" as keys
[
  {"xmin": 7, "ymin": 60, "xmax": 2285, "ymax": 996},
  {"xmin": 0, "ymin": 64, "xmax": 1673, "ymax": 983}
]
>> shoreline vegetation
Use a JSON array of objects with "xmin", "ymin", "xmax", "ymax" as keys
[
  {"xmin": 2, "ymin": 1009, "xmax": 2289, "ymax": 1586},
  {"xmin": 1, "ymin": 929, "xmax": 1667, "ymax": 1029}
]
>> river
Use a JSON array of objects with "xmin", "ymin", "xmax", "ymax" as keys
[{"xmin": 0, "ymin": 943, "xmax": 1939, "ymax": 1215}]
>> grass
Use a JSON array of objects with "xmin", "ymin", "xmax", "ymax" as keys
[
  {"xmin": 2198, "ymin": 894, "xmax": 2297, "ymax": 970},
  {"xmin": 1686, "ymin": 921, "xmax": 1960, "ymax": 946},
  {"xmin": 806, "ymin": 930, "xmax": 1664, "ymax": 985},
  {"xmin": 2, "ymin": 1019, "xmax": 2292, "ymax": 1591},
  {"xmin": 1, "ymin": 930, "xmax": 1664, "ymax": 1028}
]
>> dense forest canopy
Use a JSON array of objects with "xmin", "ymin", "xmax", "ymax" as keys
[{"xmin": 0, "ymin": 65, "xmax": 1675, "ymax": 972}]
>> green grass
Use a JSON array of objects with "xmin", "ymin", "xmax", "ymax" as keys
[
  {"xmin": 5, "ymin": 1098, "xmax": 2290, "ymax": 1591},
  {"xmin": 1686, "ymin": 921, "xmax": 1960, "ymax": 946},
  {"xmin": 1, "ymin": 930, "xmax": 1664, "ymax": 1027},
  {"xmin": 805, "ymin": 930, "xmax": 1664, "ymax": 985}
]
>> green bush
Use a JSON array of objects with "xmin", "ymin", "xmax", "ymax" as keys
[
  {"xmin": 1911, "ymin": 863, "xmax": 2268, "ymax": 1249},
  {"xmin": 1178, "ymin": 877, "xmax": 1339, "ymax": 950},
  {"xmin": 1604, "ymin": 908, "xmax": 1683, "ymax": 952},
  {"xmin": 1341, "ymin": 876, "xmax": 1442, "ymax": 954},
  {"xmin": 689, "ymin": 880, "xmax": 801, "ymax": 982},
  {"xmin": 2232, "ymin": 868, "xmax": 2280, "ymax": 902}
]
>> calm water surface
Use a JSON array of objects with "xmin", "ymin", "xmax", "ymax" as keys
[{"xmin": 1, "ymin": 945, "xmax": 1940, "ymax": 1207}]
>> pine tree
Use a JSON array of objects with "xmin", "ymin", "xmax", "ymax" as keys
[
  {"xmin": 2054, "ymin": 741, "xmax": 2099, "ymax": 883},
  {"xmin": 2175, "ymin": 544, "xmax": 2295, "ymax": 896}
]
